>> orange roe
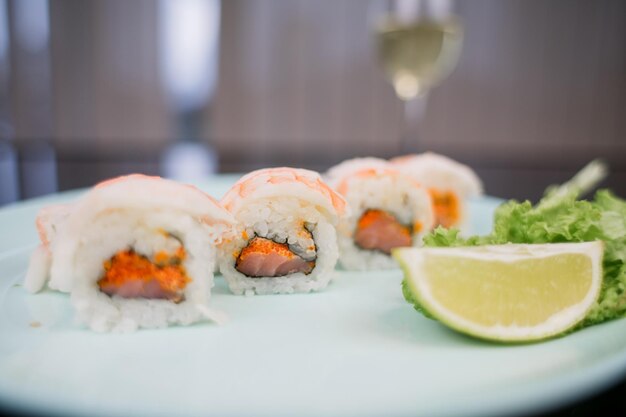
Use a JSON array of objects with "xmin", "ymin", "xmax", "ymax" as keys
[
  {"xmin": 238, "ymin": 237, "xmax": 298, "ymax": 262},
  {"xmin": 235, "ymin": 237, "xmax": 315, "ymax": 276},
  {"xmin": 429, "ymin": 190, "xmax": 460, "ymax": 228},
  {"xmin": 98, "ymin": 248, "xmax": 190, "ymax": 296}
]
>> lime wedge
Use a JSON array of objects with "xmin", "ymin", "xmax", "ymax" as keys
[{"xmin": 393, "ymin": 242, "xmax": 604, "ymax": 342}]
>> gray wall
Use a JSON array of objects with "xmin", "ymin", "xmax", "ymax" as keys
[{"xmin": 6, "ymin": 0, "xmax": 626, "ymax": 200}]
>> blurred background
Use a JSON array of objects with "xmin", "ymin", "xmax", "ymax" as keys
[{"xmin": 0, "ymin": 0, "xmax": 625, "ymax": 206}]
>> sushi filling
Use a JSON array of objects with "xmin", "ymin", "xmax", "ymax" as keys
[
  {"xmin": 430, "ymin": 190, "xmax": 460, "ymax": 228},
  {"xmin": 97, "ymin": 246, "xmax": 190, "ymax": 303},
  {"xmin": 354, "ymin": 209, "xmax": 412, "ymax": 254},
  {"xmin": 235, "ymin": 231, "xmax": 316, "ymax": 278}
]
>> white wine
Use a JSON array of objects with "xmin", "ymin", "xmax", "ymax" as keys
[{"xmin": 375, "ymin": 17, "xmax": 463, "ymax": 100}]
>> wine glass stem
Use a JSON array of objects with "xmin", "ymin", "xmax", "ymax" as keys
[{"xmin": 400, "ymin": 94, "xmax": 427, "ymax": 153}]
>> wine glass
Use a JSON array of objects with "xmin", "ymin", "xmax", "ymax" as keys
[{"xmin": 370, "ymin": 0, "xmax": 463, "ymax": 152}]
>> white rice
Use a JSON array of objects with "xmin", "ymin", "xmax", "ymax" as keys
[
  {"xmin": 219, "ymin": 197, "xmax": 339, "ymax": 295},
  {"xmin": 70, "ymin": 209, "xmax": 221, "ymax": 332}
]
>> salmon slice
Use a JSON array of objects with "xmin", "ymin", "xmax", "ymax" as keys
[
  {"xmin": 236, "ymin": 237, "xmax": 315, "ymax": 277},
  {"xmin": 430, "ymin": 190, "xmax": 460, "ymax": 228},
  {"xmin": 354, "ymin": 209, "xmax": 412, "ymax": 254},
  {"xmin": 98, "ymin": 249, "xmax": 190, "ymax": 302}
]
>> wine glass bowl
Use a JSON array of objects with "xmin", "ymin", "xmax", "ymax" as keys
[{"xmin": 375, "ymin": 14, "xmax": 463, "ymax": 100}]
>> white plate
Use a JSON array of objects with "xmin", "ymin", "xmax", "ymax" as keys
[{"xmin": 0, "ymin": 175, "xmax": 625, "ymax": 417}]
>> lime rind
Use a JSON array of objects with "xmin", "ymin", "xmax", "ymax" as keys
[{"xmin": 401, "ymin": 277, "xmax": 435, "ymax": 320}]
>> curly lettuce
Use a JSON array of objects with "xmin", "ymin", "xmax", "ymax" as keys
[{"xmin": 411, "ymin": 161, "xmax": 626, "ymax": 328}]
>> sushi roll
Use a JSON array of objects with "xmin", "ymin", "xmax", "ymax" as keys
[
  {"xmin": 218, "ymin": 167, "xmax": 347, "ymax": 295},
  {"xmin": 25, "ymin": 174, "xmax": 235, "ymax": 332},
  {"xmin": 391, "ymin": 152, "xmax": 483, "ymax": 230},
  {"xmin": 326, "ymin": 160, "xmax": 434, "ymax": 270}
]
